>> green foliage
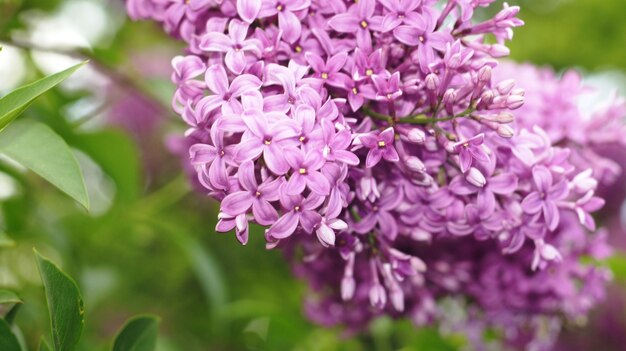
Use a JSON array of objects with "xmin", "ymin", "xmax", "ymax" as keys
[
  {"xmin": 0, "ymin": 120, "xmax": 89, "ymax": 210},
  {"xmin": 0, "ymin": 318, "xmax": 21, "ymax": 351},
  {"xmin": 0, "ymin": 62, "xmax": 86, "ymax": 131},
  {"xmin": 39, "ymin": 338, "xmax": 53, "ymax": 351},
  {"xmin": 35, "ymin": 250, "xmax": 85, "ymax": 351},
  {"xmin": 0, "ymin": 290, "xmax": 22, "ymax": 306},
  {"xmin": 112, "ymin": 315, "xmax": 160, "ymax": 351}
]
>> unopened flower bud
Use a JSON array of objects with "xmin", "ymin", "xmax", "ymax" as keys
[
  {"xmin": 406, "ymin": 156, "xmax": 426, "ymax": 173},
  {"xmin": 478, "ymin": 66, "xmax": 492, "ymax": 83},
  {"xmin": 425, "ymin": 73, "xmax": 439, "ymax": 91},
  {"xmin": 476, "ymin": 90, "xmax": 494, "ymax": 109},
  {"xmin": 496, "ymin": 79, "xmax": 515, "ymax": 95},
  {"xmin": 488, "ymin": 44, "xmax": 510, "ymax": 57},
  {"xmin": 492, "ymin": 112, "xmax": 515, "ymax": 123},
  {"xmin": 406, "ymin": 128, "xmax": 426, "ymax": 144},
  {"xmin": 466, "ymin": 167, "xmax": 486, "ymax": 187},
  {"xmin": 506, "ymin": 94, "xmax": 524, "ymax": 109},
  {"xmin": 497, "ymin": 124, "xmax": 515, "ymax": 138},
  {"xmin": 341, "ymin": 275, "xmax": 356, "ymax": 301},
  {"xmin": 442, "ymin": 88, "xmax": 457, "ymax": 114}
]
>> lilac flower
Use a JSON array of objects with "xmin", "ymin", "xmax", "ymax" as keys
[
  {"xmin": 393, "ymin": 12, "xmax": 452, "ymax": 72},
  {"xmin": 359, "ymin": 128, "xmax": 400, "ymax": 168},
  {"xmin": 127, "ymin": 0, "xmax": 623, "ymax": 348},
  {"xmin": 199, "ymin": 19, "xmax": 261, "ymax": 74},
  {"xmin": 200, "ymin": 64, "xmax": 262, "ymax": 115},
  {"xmin": 234, "ymin": 110, "xmax": 299, "ymax": 174},
  {"xmin": 268, "ymin": 192, "xmax": 324, "ymax": 240},
  {"xmin": 283, "ymin": 149, "xmax": 331, "ymax": 195},
  {"xmin": 305, "ymin": 52, "xmax": 350, "ymax": 89},
  {"xmin": 258, "ymin": 0, "xmax": 311, "ymax": 44},
  {"xmin": 328, "ymin": 0, "xmax": 382, "ymax": 50},
  {"xmin": 452, "ymin": 133, "xmax": 490, "ymax": 173},
  {"xmin": 521, "ymin": 165, "xmax": 569, "ymax": 231},
  {"xmin": 371, "ymin": 72, "xmax": 403, "ymax": 102},
  {"xmin": 220, "ymin": 160, "xmax": 282, "ymax": 225}
]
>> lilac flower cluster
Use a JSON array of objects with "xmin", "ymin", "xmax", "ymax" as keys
[{"xmin": 126, "ymin": 0, "xmax": 626, "ymax": 348}]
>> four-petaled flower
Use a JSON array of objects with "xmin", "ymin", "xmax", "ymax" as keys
[
  {"xmin": 359, "ymin": 127, "xmax": 400, "ymax": 168},
  {"xmin": 521, "ymin": 165, "xmax": 569, "ymax": 231}
]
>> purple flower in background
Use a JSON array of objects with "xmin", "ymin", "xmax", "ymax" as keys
[
  {"xmin": 305, "ymin": 52, "xmax": 350, "ymax": 88},
  {"xmin": 371, "ymin": 72, "xmax": 403, "ymax": 102}
]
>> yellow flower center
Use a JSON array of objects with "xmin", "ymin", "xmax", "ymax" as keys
[
  {"xmin": 360, "ymin": 20, "xmax": 368, "ymax": 28},
  {"xmin": 378, "ymin": 140, "xmax": 386, "ymax": 148}
]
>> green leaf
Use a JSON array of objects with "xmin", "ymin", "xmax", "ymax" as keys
[
  {"xmin": 112, "ymin": 315, "xmax": 160, "ymax": 351},
  {"xmin": 69, "ymin": 130, "xmax": 140, "ymax": 203},
  {"xmin": 0, "ymin": 319, "xmax": 20, "ymax": 351},
  {"xmin": 0, "ymin": 290, "xmax": 22, "ymax": 306},
  {"xmin": 0, "ymin": 289, "xmax": 22, "ymax": 325},
  {"xmin": 0, "ymin": 120, "xmax": 89, "ymax": 210},
  {"xmin": 34, "ymin": 249, "xmax": 84, "ymax": 351},
  {"xmin": 0, "ymin": 62, "xmax": 87, "ymax": 131},
  {"xmin": 39, "ymin": 338, "xmax": 53, "ymax": 351}
]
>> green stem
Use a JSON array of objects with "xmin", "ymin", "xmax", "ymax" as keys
[{"xmin": 362, "ymin": 105, "xmax": 475, "ymax": 125}]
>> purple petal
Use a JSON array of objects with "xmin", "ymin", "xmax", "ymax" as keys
[
  {"xmin": 278, "ymin": 10, "xmax": 302, "ymax": 44},
  {"xmin": 543, "ymin": 201, "xmax": 560, "ymax": 231},
  {"xmin": 269, "ymin": 211, "xmax": 299, "ymax": 239},
  {"xmin": 393, "ymin": 25, "xmax": 421, "ymax": 46},
  {"xmin": 365, "ymin": 148, "xmax": 383, "ymax": 168},
  {"xmin": 252, "ymin": 200, "xmax": 278, "ymax": 225},
  {"xmin": 521, "ymin": 192, "xmax": 543, "ymax": 214},
  {"xmin": 299, "ymin": 210, "xmax": 322, "ymax": 233},
  {"xmin": 532, "ymin": 165, "xmax": 553, "ymax": 193},
  {"xmin": 225, "ymin": 49, "xmax": 247, "ymax": 74},
  {"xmin": 237, "ymin": 0, "xmax": 261, "ymax": 23},
  {"xmin": 329, "ymin": 14, "xmax": 359, "ymax": 33},
  {"xmin": 458, "ymin": 149, "xmax": 472, "ymax": 173},
  {"xmin": 237, "ymin": 160, "xmax": 257, "ymax": 191},
  {"xmin": 199, "ymin": 32, "xmax": 232, "ymax": 52},
  {"xmin": 285, "ymin": 173, "xmax": 307, "ymax": 195},
  {"xmin": 205, "ymin": 64, "xmax": 229, "ymax": 95},
  {"xmin": 333, "ymin": 150, "xmax": 360, "ymax": 165},
  {"xmin": 234, "ymin": 138, "xmax": 263, "ymax": 162},
  {"xmin": 230, "ymin": 74, "xmax": 262, "ymax": 96},
  {"xmin": 264, "ymin": 145, "xmax": 290, "ymax": 174},
  {"xmin": 221, "ymin": 191, "xmax": 254, "ymax": 215},
  {"xmin": 488, "ymin": 173, "xmax": 518, "ymax": 194},
  {"xmin": 306, "ymin": 171, "xmax": 331, "ymax": 195},
  {"xmin": 477, "ymin": 190, "xmax": 496, "ymax": 216},
  {"xmin": 208, "ymin": 158, "xmax": 229, "ymax": 190},
  {"xmin": 382, "ymin": 146, "xmax": 400, "ymax": 162}
]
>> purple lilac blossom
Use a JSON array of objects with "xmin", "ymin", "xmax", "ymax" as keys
[{"xmin": 126, "ymin": 1, "xmax": 626, "ymax": 349}]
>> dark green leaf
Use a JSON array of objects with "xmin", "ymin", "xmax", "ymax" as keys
[
  {"xmin": 112, "ymin": 315, "xmax": 160, "ymax": 351},
  {"xmin": 0, "ymin": 120, "xmax": 89, "ymax": 209},
  {"xmin": 34, "ymin": 249, "xmax": 84, "ymax": 351},
  {"xmin": 0, "ymin": 62, "xmax": 86, "ymax": 131},
  {"xmin": 0, "ymin": 319, "xmax": 20, "ymax": 351}
]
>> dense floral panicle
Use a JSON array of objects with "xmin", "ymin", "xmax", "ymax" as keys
[{"xmin": 126, "ymin": 0, "xmax": 626, "ymax": 349}]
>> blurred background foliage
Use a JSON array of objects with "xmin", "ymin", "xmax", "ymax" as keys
[{"xmin": 0, "ymin": 0, "xmax": 625, "ymax": 350}]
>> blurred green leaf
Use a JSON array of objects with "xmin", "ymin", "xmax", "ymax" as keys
[
  {"xmin": 69, "ymin": 130, "xmax": 140, "ymax": 203},
  {"xmin": 607, "ymin": 252, "xmax": 626, "ymax": 282},
  {"xmin": 0, "ymin": 232, "xmax": 15, "ymax": 248},
  {"xmin": 0, "ymin": 120, "xmax": 89, "ymax": 210},
  {"xmin": 112, "ymin": 315, "xmax": 159, "ymax": 351},
  {"xmin": 35, "ymin": 249, "xmax": 84, "ymax": 351},
  {"xmin": 39, "ymin": 338, "xmax": 53, "ymax": 351},
  {"xmin": 0, "ymin": 62, "xmax": 86, "ymax": 131},
  {"xmin": 0, "ymin": 319, "xmax": 20, "ymax": 351},
  {"xmin": 0, "ymin": 290, "xmax": 22, "ymax": 306}
]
